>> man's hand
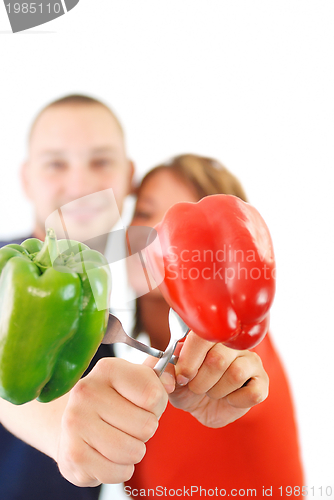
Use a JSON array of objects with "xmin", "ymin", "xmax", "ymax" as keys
[
  {"xmin": 164, "ymin": 331, "xmax": 269, "ymax": 428},
  {"xmin": 57, "ymin": 358, "xmax": 168, "ymax": 487}
]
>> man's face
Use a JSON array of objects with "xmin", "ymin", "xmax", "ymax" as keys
[{"xmin": 22, "ymin": 104, "xmax": 133, "ymax": 242}]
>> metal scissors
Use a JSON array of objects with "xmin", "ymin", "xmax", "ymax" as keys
[{"xmin": 102, "ymin": 308, "xmax": 190, "ymax": 376}]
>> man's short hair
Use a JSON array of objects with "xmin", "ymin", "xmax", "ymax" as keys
[{"xmin": 28, "ymin": 94, "xmax": 124, "ymax": 142}]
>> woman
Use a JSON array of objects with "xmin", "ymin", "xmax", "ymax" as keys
[{"xmin": 125, "ymin": 154, "xmax": 304, "ymax": 496}]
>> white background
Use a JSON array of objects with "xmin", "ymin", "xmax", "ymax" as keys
[{"xmin": 0, "ymin": 0, "xmax": 333, "ymax": 494}]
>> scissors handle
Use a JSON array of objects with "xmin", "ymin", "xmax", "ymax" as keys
[{"xmin": 154, "ymin": 309, "xmax": 190, "ymax": 377}]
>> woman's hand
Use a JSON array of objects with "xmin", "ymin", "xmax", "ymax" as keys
[
  {"xmin": 57, "ymin": 358, "xmax": 168, "ymax": 487},
  {"xmin": 165, "ymin": 331, "xmax": 269, "ymax": 428}
]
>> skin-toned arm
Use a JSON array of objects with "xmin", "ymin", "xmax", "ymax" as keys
[
  {"xmin": 0, "ymin": 358, "xmax": 169, "ymax": 487},
  {"xmin": 162, "ymin": 331, "xmax": 269, "ymax": 428}
]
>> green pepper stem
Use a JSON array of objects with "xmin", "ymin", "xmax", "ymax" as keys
[
  {"xmin": 34, "ymin": 228, "xmax": 59, "ymax": 270},
  {"xmin": 47, "ymin": 228, "xmax": 60, "ymax": 265}
]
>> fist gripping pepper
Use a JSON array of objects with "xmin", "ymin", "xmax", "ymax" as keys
[
  {"xmin": 146, "ymin": 194, "xmax": 276, "ymax": 350},
  {"xmin": 0, "ymin": 229, "xmax": 111, "ymax": 405}
]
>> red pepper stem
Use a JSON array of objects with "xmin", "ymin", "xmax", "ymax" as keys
[{"xmin": 34, "ymin": 228, "xmax": 59, "ymax": 269}]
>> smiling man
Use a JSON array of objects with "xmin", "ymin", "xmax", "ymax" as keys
[{"xmin": 21, "ymin": 95, "xmax": 134, "ymax": 250}]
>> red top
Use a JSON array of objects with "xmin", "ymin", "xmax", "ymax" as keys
[{"xmin": 126, "ymin": 334, "xmax": 304, "ymax": 498}]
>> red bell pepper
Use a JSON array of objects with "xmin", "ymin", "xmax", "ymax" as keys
[{"xmin": 145, "ymin": 194, "xmax": 276, "ymax": 349}]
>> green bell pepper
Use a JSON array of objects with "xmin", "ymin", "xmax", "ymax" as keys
[{"xmin": 0, "ymin": 228, "xmax": 111, "ymax": 405}]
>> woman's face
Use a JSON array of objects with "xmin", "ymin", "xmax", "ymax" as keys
[
  {"xmin": 128, "ymin": 169, "xmax": 198, "ymax": 295},
  {"xmin": 132, "ymin": 169, "xmax": 198, "ymax": 228}
]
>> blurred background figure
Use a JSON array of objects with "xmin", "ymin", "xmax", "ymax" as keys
[
  {"xmin": 20, "ymin": 93, "xmax": 134, "ymax": 251},
  {"xmin": 123, "ymin": 154, "xmax": 304, "ymax": 496}
]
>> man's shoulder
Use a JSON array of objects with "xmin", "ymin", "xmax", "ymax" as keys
[{"xmin": 0, "ymin": 236, "xmax": 32, "ymax": 249}]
